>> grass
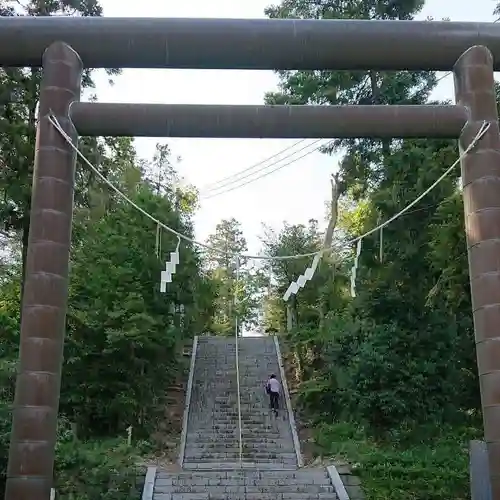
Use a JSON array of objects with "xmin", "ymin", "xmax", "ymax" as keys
[{"xmin": 313, "ymin": 420, "xmax": 482, "ymax": 500}]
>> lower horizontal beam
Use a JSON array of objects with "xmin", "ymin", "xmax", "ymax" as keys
[{"xmin": 70, "ymin": 103, "xmax": 468, "ymax": 139}]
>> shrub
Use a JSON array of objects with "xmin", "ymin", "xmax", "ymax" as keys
[{"xmin": 314, "ymin": 421, "xmax": 480, "ymax": 500}]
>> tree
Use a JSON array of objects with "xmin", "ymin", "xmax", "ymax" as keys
[
  {"xmin": 0, "ymin": 103, "xmax": 217, "ymax": 493},
  {"xmin": 261, "ymin": 220, "xmax": 322, "ymax": 329},
  {"xmin": 260, "ymin": 219, "xmax": 341, "ymax": 383},
  {"xmin": 205, "ymin": 218, "xmax": 261, "ymax": 334},
  {"xmin": 206, "ymin": 218, "xmax": 247, "ymax": 270},
  {"xmin": 64, "ymin": 186, "xmax": 194, "ymax": 436},
  {"xmin": 0, "ymin": 135, "xmax": 208, "ymax": 435},
  {"xmin": 265, "ymin": 0, "xmax": 435, "ymax": 200},
  {"xmin": 0, "ymin": 0, "xmax": 119, "ymax": 290}
]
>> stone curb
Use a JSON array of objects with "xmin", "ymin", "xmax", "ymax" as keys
[
  {"xmin": 273, "ymin": 335, "xmax": 303, "ymax": 468},
  {"xmin": 178, "ymin": 336, "xmax": 198, "ymax": 467},
  {"xmin": 141, "ymin": 466, "xmax": 157, "ymax": 500}
]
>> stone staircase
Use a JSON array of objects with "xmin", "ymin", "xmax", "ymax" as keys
[{"xmin": 150, "ymin": 335, "xmax": 339, "ymax": 500}]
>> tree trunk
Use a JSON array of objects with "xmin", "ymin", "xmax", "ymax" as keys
[
  {"xmin": 319, "ymin": 174, "xmax": 340, "ymax": 330},
  {"xmin": 286, "ymin": 303, "xmax": 293, "ymax": 332},
  {"xmin": 20, "ymin": 217, "xmax": 29, "ymax": 314},
  {"xmin": 290, "ymin": 295, "xmax": 298, "ymax": 328},
  {"xmin": 293, "ymin": 347, "xmax": 304, "ymax": 384},
  {"xmin": 369, "ymin": 70, "xmax": 391, "ymax": 159}
]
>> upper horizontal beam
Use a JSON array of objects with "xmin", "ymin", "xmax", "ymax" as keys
[
  {"xmin": 70, "ymin": 103, "xmax": 468, "ymax": 138},
  {"xmin": 1, "ymin": 17, "xmax": 500, "ymax": 70}
]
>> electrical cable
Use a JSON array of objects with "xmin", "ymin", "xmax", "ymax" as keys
[
  {"xmin": 48, "ymin": 113, "xmax": 488, "ymax": 261},
  {"xmin": 202, "ymin": 140, "xmax": 333, "ymax": 200},
  {"xmin": 200, "ymin": 139, "xmax": 325, "ymax": 197},
  {"xmin": 199, "ymin": 139, "xmax": 308, "ymax": 192},
  {"xmin": 201, "ymin": 16, "xmax": 500, "ymax": 198}
]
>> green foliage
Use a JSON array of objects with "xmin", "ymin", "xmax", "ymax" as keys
[
  {"xmin": 314, "ymin": 421, "xmax": 480, "ymax": 500},
  {"xmin": 0, "ymin": 0, "xmax": 119, "ymax": 284},
  {"xmin": 205, "ymin": 218, "xmax": 262, "ymax": 334},
  {"xmin": 265, "ymin": 0, "xmax": 435, "ymax": 201},
  {"xmin": 0, "ymin": 135, "xmax": 209, "ymax": 496},
  {"xmin": 0, "ymin": 0, "xmax": 211, "ymax": 480},
  {"xmin": 54, "ymin": 437, "xmax": 142, "ymax": 500},
  {"xmin": 63, "ymin": 184, "xmax": 197, "ymax": 437},
  {"xmin": 290, "ymin": 307, "xmax": 478, "ymax": 429},
  {"xmin": 262, "ymin": 220, "xmax": 328, "ymax": 331},
  {"xmin": 1, "ymin": 2, "xmax": 498, "ymax": 500}
]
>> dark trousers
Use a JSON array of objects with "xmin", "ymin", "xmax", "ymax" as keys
[{"xmin": 269, "ymin": 391, "xmax": 279, "ymax": 411}]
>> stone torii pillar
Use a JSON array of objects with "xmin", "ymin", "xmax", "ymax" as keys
[
  {"xmin": 5, "ymin": 42, "xmax": 82, "ymax": 500},
  {"xmin": 454, "ymin": 45, "xmax": 500, "ymax": 499}
]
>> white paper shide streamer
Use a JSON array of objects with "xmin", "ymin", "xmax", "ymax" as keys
[
  {"xmin": 283, "ymin": 253, "xmax": 321, "ymax": 301},
  {"xmin": 350, "ymin": 239, "xmax": 362, "ymax": 297},
  {"xmin": 160, "ymin": 236, "xmax": 181, "ymax": 292}
]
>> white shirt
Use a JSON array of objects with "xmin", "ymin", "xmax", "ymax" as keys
[{"xmin": 268, "ymin": 378, "xmax": 280, "ymax": 393}]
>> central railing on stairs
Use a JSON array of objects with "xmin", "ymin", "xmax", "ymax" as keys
[
  {"xmin": 234, "ymin": 256, "xmax": 243, "ymax": 464},
  {"xmin": 235, "ymin": 332, "xmax": 243, "ymax": 463}
]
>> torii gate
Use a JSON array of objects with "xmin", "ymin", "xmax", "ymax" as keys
[{"xmin": 1, "ymin": 16, "xmax": 500, "ymax": 500}]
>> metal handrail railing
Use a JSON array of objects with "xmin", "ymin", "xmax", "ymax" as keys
[{"xmin": 234, "ymin": 256, "xmax": 243, "ymax": 463}]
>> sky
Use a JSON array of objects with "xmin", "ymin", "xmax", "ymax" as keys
[{"xmin": 87, "ymin": 0, "xmax": 498, "ymax": 256}]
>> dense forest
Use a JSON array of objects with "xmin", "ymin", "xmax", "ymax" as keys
[{"xmin": 0, "ymin": 0, "xmax": 497, "ymax": 499}]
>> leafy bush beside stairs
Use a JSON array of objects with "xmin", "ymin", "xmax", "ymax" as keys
[
  {"xmin": 314, "ymin": 421, "xmax": 481, "ymax": 500},
  {"xmin": 54, "ymin": 438, "xmax": 144, "ymax": 500},
  {"xmin": 0, "ymin": 407, "xmax": 150, "ymax": 500}
]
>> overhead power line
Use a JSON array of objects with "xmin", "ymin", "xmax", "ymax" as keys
[
  {"xmin": 201, "ymin": 140, "xmax": 331, "ymax": 200},
  {"xmin": 202, "ymin": 46, "xmax": 494, "ymax": 199},
  {"xmin": 200, "ymin": 35, "xmax": 500, "ymax": 199},
  {"xmin": 199, "ymin": 138, "xmax": 307, "ymax": 192}
]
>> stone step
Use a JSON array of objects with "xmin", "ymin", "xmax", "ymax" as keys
[
  {"xmin": 158, "ymin": 470, "xmax": 331, "ymax": 480},
  {"xmin": 183, "ymin": 457, "xmax": 298, "ymax": 463},
  {"xmin": 154, "ymin": 494, "xmax": 335, "ymax": 499},
  {"xmin": 187, "ymin": 435, "xmax": 287, "ymax": 441},
  {"xmin": 185, "ymin": 439, "xmax": 293, "ymax": 445},
  {"xmin": 181, "ymin": 463, "xmax": 300, "ymax": 471},
  {"xmin": 155, "ymin": 484, "xmax": 335, "ymax": 493},
  {"xmin": 183, "ymin": 451, "xmax": 296, "ymax": 459},
  {"xmin": 183, "ymin": 451, "xmax": 298, "ymax": 458},
  {"xmin": 153, "ymin": 467, "xmax": 337, "ymax": 500},
  {"xmin": 184, "ymin": 448, "xmax": 295, "ymax": 454},
  {"xmin": 185, "ymin": 443, "xmax": 294, "ymax": 450},
  {"xmin": 185, "ymin": 442, "xmax": 292, "ymax": 449}
]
